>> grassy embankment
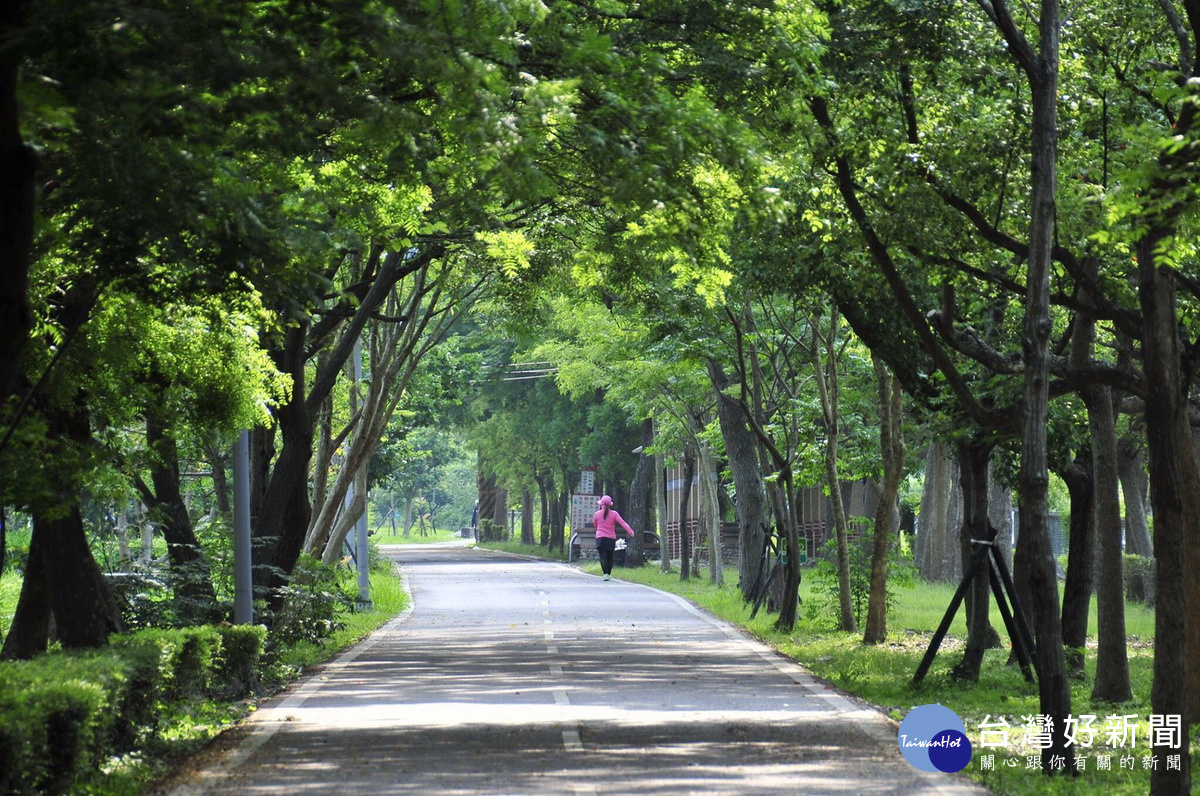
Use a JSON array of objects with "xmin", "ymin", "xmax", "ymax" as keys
[{"xmin": 373, "ymin": 523, "xmax": 466, "ymax": 544}]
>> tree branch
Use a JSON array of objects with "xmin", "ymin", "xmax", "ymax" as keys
[
  {"xmin": 976, "ymin": 0, "xmax": 1039, "ymax": 80},
  {"xmin": 809, "ymin": 93, "xmax": 997, "ymax": 426}
]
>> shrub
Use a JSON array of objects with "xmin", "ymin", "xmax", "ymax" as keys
[
  {"xmin": 0, "ymin": 623, "xmax": 275, "ymax": 794},
  {"xmin": 33, "ymin": 678, "xmax": 109, "ymax": 793},
  {"xmin": 268, "ymin": 556, "xmax": 353, "ymax": 649},
  {"xmin": 104, "ymin": 571, "xmax": 175, "ymax": 630},
  {"xmin": 478, "ymin": 518, "xmax": 508, "ymax": 542},
  {"xmin": 215, "ymin": 623, "xmax": 267, "ymax": 697},
  {"xmin": 172, "ymin": 626, "xmax": 222, "ymax": 698},
  {"xmin": 805, "ymin": 525, "xmax": 916, "ymax": 629},
  {"xmin": 0, "ymin": 662, "xmax": 44, "ymax": 795},
  {"xmin": 0, "ymin": 656, "xmax": 115, "ymax": 794},
  {"xmin": 110, "ymin": 629, "xmax": 179, "ymax": 743}
]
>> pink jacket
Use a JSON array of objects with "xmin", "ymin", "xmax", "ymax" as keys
[{"xmin": 593, "ymin": 508, "xmax": 634, "ymax": 540}]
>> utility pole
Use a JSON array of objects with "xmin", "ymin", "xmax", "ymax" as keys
[
  {"xmin": 353, "ymin": 341, "xmax": 371, "ymax": 609},
  {"xmin": 232, "ymin": 429, "xmax": 253, "ymax": 624}
]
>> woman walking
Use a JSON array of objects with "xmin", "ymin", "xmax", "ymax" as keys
[{"xmin": 593, "ymin": 494, "xmax": 636, "ymax": 581}]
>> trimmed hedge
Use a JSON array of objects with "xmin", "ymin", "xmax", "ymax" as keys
[{"xmin": 0, "ymin": 624, "xmax": 267, "ymax": 795}]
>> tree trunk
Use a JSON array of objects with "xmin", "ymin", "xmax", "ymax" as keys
[
  {"xmin": 254, "ymin": 325, "xmax": 315, "ymax": 601},
  {"xmin": 477, "ymin": 470, "xmax": 499, "ymax": 532},
  {"xmin": 534, "ymin": 474, "xmax": 550, "ymax": 546},
  {"xmin": 1057, "ymin": 451, "xmax": 1093, "ymax": 677},
  {"xmin": 520, "ymin": 488, "xmax": 535, "ymax": 545},
  {"xmin": 708, "ymin": 360, "xmax": 770, "ymax": 600},
  {"xmin": 654, "ymin": 444, "xmax": 671, "ymax": 573},
  {"xmin": 916, "ymin": 442, "xmax": 949, "ymax": 581},
  {"xmin": 774, "ymin": 474, "xmax": 802, "ymax": 631},
  {"xmin": 1060, "ymin": 280, "xmax": 1097, "ymax": 675},
  {"xmin": 987, "ymin": 462, "xmax": 1014, "ymax": 575},
  {"xmin": 677, "ymin": 450, "xmax": 695, "ymax": 580},
  {"xmin": 953, "ymin": 438, "xmax": 1000, "ymax": 682},
  {"xmin": 493, "ymin": 488, "xmax": 508, "ymax": 527},
  {"xmin": 40, "ymin": 504, "xmax": 127, "ymax": 648},
  {"xmin": 864, "ymin": 357, "xmax": 904, "ymax": 644},
  {"xmin": 698, "ymin": 440, "xmax": 723, "ymax": 585},
  {"xmin": 0, "ymin": 522, "xmax": 51, "ymax": 659},
  {"xmin": 1117, "ymin": 434, "xmax": 1152, "ymax": 557},
  {"xmin": 3, "ymin": 394, "xmax": 125, "ymax": 656},
  {"xmin": 548, "ymin": 485, "xmax": 567, "ymax": 553},
  {"xmin": 320, "ymin": 481, "xmax": 366, "ymax": 565},
  {"xmin": 1117, "ymin": 435, "xmax": 1154, "ymax": 602},
  {"xmin": 114, "ymin": 506, "xmax": 132, "ymax": 566},
  {"xmin": 916, "ymin": 440, "xmax": 963, "ymax": 584},
  {"xmin": 310, "ymin": 385, "xmax": 334, "ymax": 524},
  {"xmin": 311, "ymin": 341, "xmax": 378, "ymax": 559},
  {"xmin": 144, "ymin": 409, "xmax": 219, "ymax": 620},
  {"xmin": 1015, "ymin": 5, "xmax": 1075, "ymax": 767},
  {"xmin": 206, "ymin": 444, "xmax": 232, "ymax": 518},
  {"xmin": 1139, "ymin": 231, "xmax": 1197, "ymax": 795},
  {"xmin": 811, "ymin": 306, "xmax": 855, "ymax": 633},
  {"xmin": 624, "ymin": 419, "xmax": 653, "ymax": 567},
  {"xmin": 1085, "ymin": 384, "xmax": 1132, "ymax": 701}
]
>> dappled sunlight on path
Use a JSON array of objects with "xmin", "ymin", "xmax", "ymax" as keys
[{"xmin": 168, "ymin": 545, "xmax": 987, "ymax": 795}]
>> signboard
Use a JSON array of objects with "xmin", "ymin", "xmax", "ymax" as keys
[
  {"xmin": 577, "ymin": 469, "xmax": 596, "ymax": 495},
  {"xmin": 571, "ymin": 494, "xmax": 595, "ymax": 532}
]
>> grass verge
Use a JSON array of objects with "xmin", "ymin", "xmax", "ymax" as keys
[{"xmin": 373, "ymin": 527, "xmax": 465, "ymax": 544}]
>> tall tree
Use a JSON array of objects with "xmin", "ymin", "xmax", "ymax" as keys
[
  {"xmin": 863, "ymin": 355, "xmax": 905, "ymax": 644},
  {"xmin": 810, "ymin": 303, "xmax": 855, "ymax": 632},
  {"xmin": 975, "ymin": 0, "xmax": 1076, "ymax": 769},
  {"xmin": 708, "ymin": 359, "xmax": 771, "ymax": 600}
]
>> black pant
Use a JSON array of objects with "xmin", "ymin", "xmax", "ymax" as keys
[{"xmin": 597, "ymin": 537, "xmax": 616, "ymax": 575}]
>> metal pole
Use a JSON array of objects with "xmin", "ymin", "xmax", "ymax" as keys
[
  {"xmin": 356, "ymin": 487, "xmax": 371, "ymax": 608},
  {"xmin": 233, "ymin": 429, "xmax": 253, "ymax": 625},
  {"xmin": 353, "ymin": 341, "xmax": 371, "ymax": 608}
]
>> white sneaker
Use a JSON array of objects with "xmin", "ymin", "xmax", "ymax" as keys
[{"xmin": 603, "ymin": 574, "xmax": 611, "ymax": 581}]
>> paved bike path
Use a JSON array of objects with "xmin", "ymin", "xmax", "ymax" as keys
[{"xmin": 167, "ymin": 545, "xmax": 988, "ymax": 794}]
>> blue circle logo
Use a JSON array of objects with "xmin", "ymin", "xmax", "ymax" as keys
[{"xmin": 898, "ymin": 704, "xmax": 972, "ymax": 773}]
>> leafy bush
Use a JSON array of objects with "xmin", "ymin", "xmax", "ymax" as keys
[
  {"xmin": 177, "ymin": 626, "xmax": 221, "ymax": 697},
  {"xmin": 105, "ymin": 554, "xmax": 230, "ymax": 629},
  {"xmin": 0, "ymin": 652, "xmax": 125, "ymax": 794},
  {"xmin": 268, "ymin": 555, "xmax": 354, "ymax": 649},
  {"xmin": 110, "ymin": 630, "xmax": 184, "ymax": 748},
  {"xmin": 478, "ymin": 518, "xmax": 508, "ymax": 542},
  {"xmin": 0, "ymin": 623, "xmax": 276, "ymax": 794},
  {"xmin": 105, "ymin": 571, "xmax": 175, "ymax": 629},
  {"xmin": 215, "ymin": 623, "xmax": 267, "ymax": 697},
  {"xmin": 805, "ymin": 525, "xmax": 916, "ymax": 629},
  {"xmin": 0, "ymin": 553, "xmax": 406, "ymax": 796}
]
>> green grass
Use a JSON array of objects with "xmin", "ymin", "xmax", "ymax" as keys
[
  {"xmin": 0, "ymin": 569, "xmax": 19, "ymax": 640},
  {"xmin": 373, "ymin": 526, "xmax": 465, "ymax": 544},
  {"xmin": 565, "ymin": 561, "xmax": 1185, "ymax": 796}
]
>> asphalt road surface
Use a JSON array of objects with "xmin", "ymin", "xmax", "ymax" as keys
[{"xmin": 168, "ymin": 544, "xmax": 988, "ymax": 795}]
